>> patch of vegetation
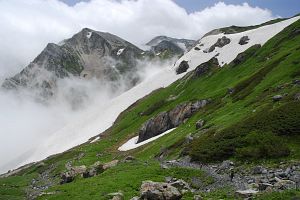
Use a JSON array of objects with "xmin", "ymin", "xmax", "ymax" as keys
[
  {"xmin": 140, "ymin": 99, "xmax": 166, "ymax": 116},
  {"xmin": 189, "ymin": 102, "xmax": 300, "ymax": 163},
  {"xmin": 236, "ymin": 131, "xmax": 290, "ymax": 160}
]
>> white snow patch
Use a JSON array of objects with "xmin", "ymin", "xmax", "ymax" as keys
[
  {"xmin": 90, "ymin": 136, "xmax": 100, "ymax": 143},
  {"xmin": 86, "ymin": 32, "xmax": 92, "ymax": 39},
  {"xmin": 174, "ymin": 16, "xmax": 300, "ymax": 70},
  {"xmin": 117, "ymin": 48, "xmax": 125, "ymax": 56},
  {"xmin": 118, "ymin": 128, "xmax": 176, "ymax": 151},
  {"xmin": 156, "ymin": 52, "xmax": 161, "ymax": 56}
]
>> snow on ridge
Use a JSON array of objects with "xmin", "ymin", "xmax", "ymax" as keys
[
  {"xmin": 17, "ymin": 16, "xmax": 299, "ymax": 168},
  {"xmin": 174, "ymin": 16, "xmax": 300, "ymax": 71},
  {"xmin": 86, "ymin": 31, "xmax": 92, "ymax": 39},
  {"xmin": 117, "ymin": 48, "xmax": 125, "ymax": 56},
  {"xmin": 118, "ymin": 128, "xmax": 177, "ymax": 151}
]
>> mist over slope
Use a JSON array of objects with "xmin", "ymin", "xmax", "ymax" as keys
[{"xmin": 0, "ymin": 16, "xmax": 298, "ymax": 175}]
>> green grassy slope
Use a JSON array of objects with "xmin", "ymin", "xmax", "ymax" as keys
[{"xmin": 1, "ymin": 19, "xmax": 300, "ymax": 200}]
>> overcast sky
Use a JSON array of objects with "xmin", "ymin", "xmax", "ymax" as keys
[{"xmin": 0, "ymin": 0, "xmax": 298, "ymax": 80}]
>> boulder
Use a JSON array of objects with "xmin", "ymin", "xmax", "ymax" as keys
[
  {"xmin": 294, "ymin": 93, "xmax": 300, "ymax": 101},
  {"xmin": 130, "ymin": 197, "xmax": 140, "ymax": 200},
  {"xmin": 272, "ymin": 95, "xmax": 283, "ymax": 101},
  {"xmin": 82, "ymin": 161, "xmax": 104, "ymax": 178},
  {"xmin": 124, "ymin": 156, "xmax": 136, "ymax": 162},
  {"xmin": 194, "ymin": 47, "xmax": 200, "ymax": 51},
  {"xmin": 194, "ymin": 195, "xmax": 203, "ymax": 200},
  {"xmin": 140, "ymin": 181, "xmax": 182, "ymax": 200},
  {"xmin": 193, "ymin": 57, "xmax": 219, "ymax": 78},
  {"xmin": 235, "ymin": 189, "xmax": 258, "ymax": 199},
  {"xmin": 208, "ymin": 36, "xmax": 231, "ymax": 52},
  {"xmin": 103, "ymin": 160, "xmax": 119, "ymax": 170},
  {"xmin": 60, "ymin": 171, "xmax": 75, "ymax": 184},
  {"xmin": 274, "ymin": 180, "xmax": 296, "ymax": 190},
  {"xmin": 71, "ymin": 165, "xmax": 87, "ymax": 174},
  {"xmin": 137, "ymin": 100, "xmax": 209, "ymax": 143},
  {"xmin": 107, "ymin": 192, "xmax": 124, "ymax": 200},
  {"xmin": 137, "ymin": 111, "xmax": 172, "ymax": 143},
  {"xmin": 195, "ymin": 119, "xmax": 205, "ymax": 129},
  {"xmin": 258, "ymin": 183, "xmax": 273, "ymax": 191},
  {"xmin": 169, "ymin": 179, "xmax": 190, "ymax": 190},
  {"xmin": 60, "ymin": 165, "xmax": 87, "ymax": 183},
  {"xmin": 176, "ymin": 61, "xmax": 189, "ymax": 74},
  {"xmin": 238, "ymin": 36, "xmax": 250, "ymax": 45},
  {"xmin": 253, "ymin": 166, "xmax": 266, "ymax": 175}
]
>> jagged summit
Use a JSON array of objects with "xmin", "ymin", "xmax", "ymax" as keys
[{"xmin": 1, "ymin": 28, "xmax": 144, "ymax": 98}]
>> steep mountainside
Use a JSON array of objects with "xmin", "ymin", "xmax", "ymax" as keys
[
  {"xmin": 2, "ymin": 28, "xmax": 144, "ymax": 98},
  {"xmin": 0, "ymin": 16, "xmax": 300, "ymax": 200}
]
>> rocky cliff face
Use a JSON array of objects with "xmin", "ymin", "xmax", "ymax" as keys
[
  {"xmin": 2, "ymin": 28, "xmax": 144, "ymax": 98},
  {"xmin": 146, "ymin": 36, "xmax": 196, "ymax": 58},
  {"xmin": 137, "ymin": 99, "xmax": 209, "ymax": 143}
]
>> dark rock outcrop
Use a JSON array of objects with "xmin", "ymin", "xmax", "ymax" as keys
[
  {"xmin": 231, "ymin": 44, "xmax": 261, "ymax": 66},
  {"xmin": 193, "ymin": 57, "xmax": 219, "ymax": 78},
  {"xmin": 137, "ymin": 100, "xmax": 209, "ymax": 143},
  {"xmin": 239, "ymin": 36, "xmax": 250, "ymax": 45},
  {"xmin": 208, "ymin": 36, "xmax": 231, "ymax": 52},
  {"xmin": 152, "ymin": 40, "xmax": 184, "ymax": 57},
  {"xmin": 176, "ymin": 61, "xmax": 189, "ymax": 74}
]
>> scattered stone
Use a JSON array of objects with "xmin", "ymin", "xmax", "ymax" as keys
[
  {"xmin": 253, "ymin": 166, "xmax": 266, "ymax": 174},
  {"xmin": 274, "ymin": 180, "xmax": 296, "ymax": 190},
  {"xmin": 195, "ymin": 119, "xmax": 205, "ymax": 130},
  {"xmin": 218, "ymin": 160, "xmax": 234, "ymax": 171},
  {"xmin": 103, "ymin": 160, "xmax": 119, "ymax": 170},
  {"xmin": 60, "ymin": 171, "xmax": 75, "ymax": 184},
  {"xmin": 238, "ymin": 36, "xmax": 250, "ymax": 45},
  {"xmin": 185, "ymin": 134, "xmax": 194, "ymax": 144},
  {"xmin": 227, "ymin": 88, "xmax": 235, "ymax": 94},
  {"xmin": 194, "ymin": 47, "xmax": 200, "ymax": 51},
  {"xmin": 272, "ymin": 95, "xmax": 283, "ymax": 101},
  {"xmin": 83, "ymin": 161, "xmax": 104, "ymax": 178},
  {"xmin": 130, "ymin": 197, "xmax": 140, "ymax": 200},
  {"xmin": 71, "ymin": 165, "xmax": 87, "ymax": 174},
  {"xmin": 169, "ymin": 179, "xmax": 190, "ymax": 192},
  {"xmin": 107, "ymin": 192, "xmax": 124, "ymax": 200},
  {"xmin": 124, "ymin": 156, "xmax": 136, "ymax": 162},
  {"xmin": 294, "ymin": 93, "xmax": 300, "ymax": 101},
  {"xmin": 235, "ymin": 189, "xmax": 258, "ymax": 199},
  {"xmin": 194, "ymin": 195, "xmax": 203, "ymax": 200},
  {"xmin": 259, "ymin": 183, "xmax": 273, "ymax": 191},
  {"xmin": 140, "ymin": 181, "xmax": 182, "ymax": 200},
  {"xmin": 292, "ymin": 79, "xmax": 300, "ymax": 85},
  {"xmin": 176, "ymin": 61, "xmax": 189, "ymax": 74}
]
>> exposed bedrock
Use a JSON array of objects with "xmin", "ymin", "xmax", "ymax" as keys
[
  {"xmin": 208, "ymin": 36, "xmax": 231, "ymax": 52},
  {"xmin": 137, "ymin": 100, "xmax": 210, "ymax": 143}
]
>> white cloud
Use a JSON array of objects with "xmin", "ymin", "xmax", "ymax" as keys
[{"xmin": 0, "ymin": 0, "xmax": 275, "ymax": 80}]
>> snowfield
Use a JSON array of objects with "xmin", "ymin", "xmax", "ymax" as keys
[
  {"xmin": 15, "ymin": 16, "xmax": 300, "ymax": 170},
  {"xmin": 174, "ymin": 16, "xmax": 300, "ymax": 70},
  {"xmin": 118, "ymin": 128, "xmax": 177, "ymax": 151}
]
